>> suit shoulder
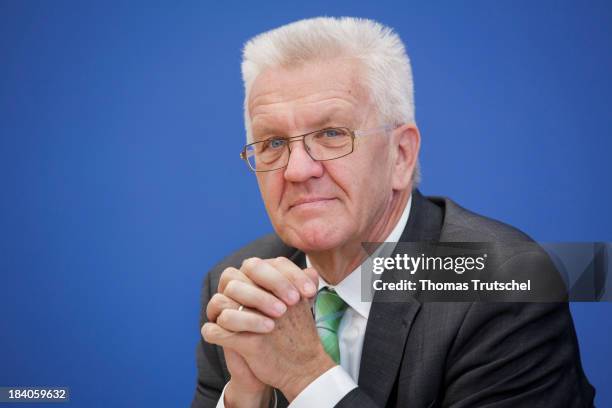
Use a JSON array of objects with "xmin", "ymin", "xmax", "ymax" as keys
[{"xmin": 430, "ymin": 195, "xmax": 534, "ymax": 242}]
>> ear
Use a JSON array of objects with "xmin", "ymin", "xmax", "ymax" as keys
[{"xmin": 391, "ymin": 124, "xmax": 420, "ymax": 190}]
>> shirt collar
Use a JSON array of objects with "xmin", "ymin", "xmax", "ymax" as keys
[{"xmin": 306, "ymin": 194, "xmax": 412, "ymax": 319}]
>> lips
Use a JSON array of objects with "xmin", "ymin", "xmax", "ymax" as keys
[{"xmin": 288, "ymin": 197, "xmax": 336, "ymax": 210}]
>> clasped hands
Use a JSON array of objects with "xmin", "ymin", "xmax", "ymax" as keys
[{"xmin": 202, "ymin": 257, "xmax": 336, "ymax": 407}]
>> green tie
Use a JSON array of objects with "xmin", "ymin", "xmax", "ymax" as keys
[{"xmin": 314, "ymin": 287, "xmax": 348, "ymax": 364}]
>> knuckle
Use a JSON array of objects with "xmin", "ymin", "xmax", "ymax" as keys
[
  {"xmin": 207, "ymin": 294, "xmax": 224, "ymax": 315},
  {"xmin": 217, "ymin": 310, "xmax": 229, "ymax": 326},
  {"xmin": 281, "ymin": 280, "xmax": 296, "ymax": 293},
  {"xmin": 201, "ymin": 324, "xmax": 214, "ymax": 340},
  {"xmin": 241, "ymin": 257, "xmax": 261, "ymax": 271},
  {"xmin": 286, "ymin": 266, "xmax": 302, "ymax": 280},
  {"xmin": 254, "ymin": 290, "xmax": 269, "ymax": 306},
  {"xmin": 218, "ymin": 268, "xmax": 235, "ymax": 290},
  {"xmin": 224, "ymin": 279, "xmax": 239, "ymax": 295},
  {"xmin": 221, "ymin": 266, "xmax": 234, "ymax": 276},
  {"xmin": 210, "ymin": 292, "xmax": 223, "ymax": 305},
  {"xmin": 270, "ymin": 257, "xmax": 288, "ymax": 269},
  {"xmin": 217, "ymin": 278, "xmax": 226, "ymax": 292}
]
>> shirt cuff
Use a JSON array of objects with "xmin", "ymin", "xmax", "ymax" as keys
[
  {"xmin": 216, "ymin": 383, "xmax": 278, "ymax": 408},
  {"xmin": 288, "ymin": 365, "xmax": 357, "ymax": 408}
]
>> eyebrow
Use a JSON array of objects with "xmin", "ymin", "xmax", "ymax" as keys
[{"xmin": 252, "ymin": 109, "xmax": 356, "ymax": 141}]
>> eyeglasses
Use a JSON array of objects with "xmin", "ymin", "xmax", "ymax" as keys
[{"xmin": 240, "ymin": 125, "xmax": 395, "ymax": 172}]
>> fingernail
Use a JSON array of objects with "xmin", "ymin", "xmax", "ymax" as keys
[
  {"xmin": 287, "ymin": 290, "xmax": 299, "ymax": 304},
  {"xmin": 303, "ymin": 282, "xmax": 316, "ymax": 295},
  {"xmin": 274, "ymin": 301, "xmax": 287, "ymax": 314},
  {"xmin": 262, "ymin": 319, "xmax": 275, "ymax": 331}
]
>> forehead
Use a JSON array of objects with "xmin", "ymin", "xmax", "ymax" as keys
[{"xmin": 248, "ymin": 59, "xmax": 370, "ymax": 135}]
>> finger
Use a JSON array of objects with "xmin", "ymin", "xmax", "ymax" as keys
[
  {"xmin": 201, "ymin": 322, "xmax": 258, "ymax": 351},
  {"xmin": 303, "ymin": 267, "xmax": 320, "ymax": 301},
  {"xmin": 202, "ymin": 322, "xmax": 238, "ymax": 348},
  {"xmin": 223, "ymin": 280, "xmax": 287, "ymax": 318},
  {"xmin": 218, "ymin": 266, "xmax": 253, "ymax": 293},
  {"xmin": 303, "ymin": 267, "xmax": 320, "ymax": 290},
  {"xmin": 241, "ymin": 257, "xmax": 301, "ymax": 305},
  {"xmin": 223, "ymin": 349, "xmax": 261, "ymax": 386},
  {"xmin": 301, "ymin": 267, "xmax": 321, "ymax": 308},
  {"xmin": 207, "ymin": 293, "xmax": 240, "ymax": 322},
  {"xmin": 217, "ymin": 308, "xmax": 275, "ymax": 333},
  {"xmin": 269, "ymin": 257, "xmax": 318, "ymax": 298}
]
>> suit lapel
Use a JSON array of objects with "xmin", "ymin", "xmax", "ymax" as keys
[{"xmin": 357, "ymin": 189, "xmax": 443, "ymax": 407}]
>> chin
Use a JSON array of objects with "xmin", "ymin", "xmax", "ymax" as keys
[{"xmin": 278, "ymin": 218, "xmax": 352, "ymax": 253}]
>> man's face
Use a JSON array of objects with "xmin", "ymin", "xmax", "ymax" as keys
[{"xmin": 248, "ymin": 59, "xmax": 398, "ymax": 253}]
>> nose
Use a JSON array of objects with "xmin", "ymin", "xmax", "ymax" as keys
[{"xmin": 283, "ymin": 139, "xmax": 324, "ymax": 182}]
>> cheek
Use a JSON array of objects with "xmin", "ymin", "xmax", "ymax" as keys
[
  {"xmin": 324, "ymin": 163, "xmax": 372, "ymax": 218},
  {"xmin": 257, "ymin": 173, "xmax": 284, "ymax": 211},
  {"xmin": 342, "ymin": 148, "xmax": 392, "ymax": 209}
]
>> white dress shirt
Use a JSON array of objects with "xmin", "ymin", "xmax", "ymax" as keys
[{"xmin": 217, "ymin": 195, "xmax": 412, "ymax": 408}]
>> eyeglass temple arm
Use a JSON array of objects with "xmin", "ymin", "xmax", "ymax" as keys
[{"xmin": 354, "ymin": 124, "xmax": 399, "ymax": 138}]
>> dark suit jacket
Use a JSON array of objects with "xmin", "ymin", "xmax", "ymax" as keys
[{"xmin": 191, "ymin": 190, "xmax": 595, "ymax": 407}]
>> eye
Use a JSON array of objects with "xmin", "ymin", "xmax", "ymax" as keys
[
  {"xmin": 263, "ymin": 137, "xmax": 286, "ymax": 150},
  {"xmin": 323, "ymin": 128, "xmax": 342, "ymax": 138},
  {"xmin": 313, "ymin": 128, "xmax": 349, "ymax": 140}
]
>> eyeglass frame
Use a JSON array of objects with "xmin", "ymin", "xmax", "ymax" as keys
[{"xmin": 240, "ymin": 124, "xmax": 398, "ymax": 172}]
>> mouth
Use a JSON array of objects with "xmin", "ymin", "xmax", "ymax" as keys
[{"xmin": 288, "ymin": 197, "xmax": 337, "ymax": 210}]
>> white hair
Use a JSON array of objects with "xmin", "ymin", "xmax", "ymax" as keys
[{"xmin": 241, "ymin": 16, "xmax": 421, "ymax": 185}]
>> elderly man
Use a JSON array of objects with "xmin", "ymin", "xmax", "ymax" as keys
[{"xmin": 192, "ymin": 17, "xmax": 594, "ymax": 408}]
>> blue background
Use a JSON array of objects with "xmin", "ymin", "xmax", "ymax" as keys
[{"xmin": 1, "ymin": 1, "xmax": 610, "ymax": 406}]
